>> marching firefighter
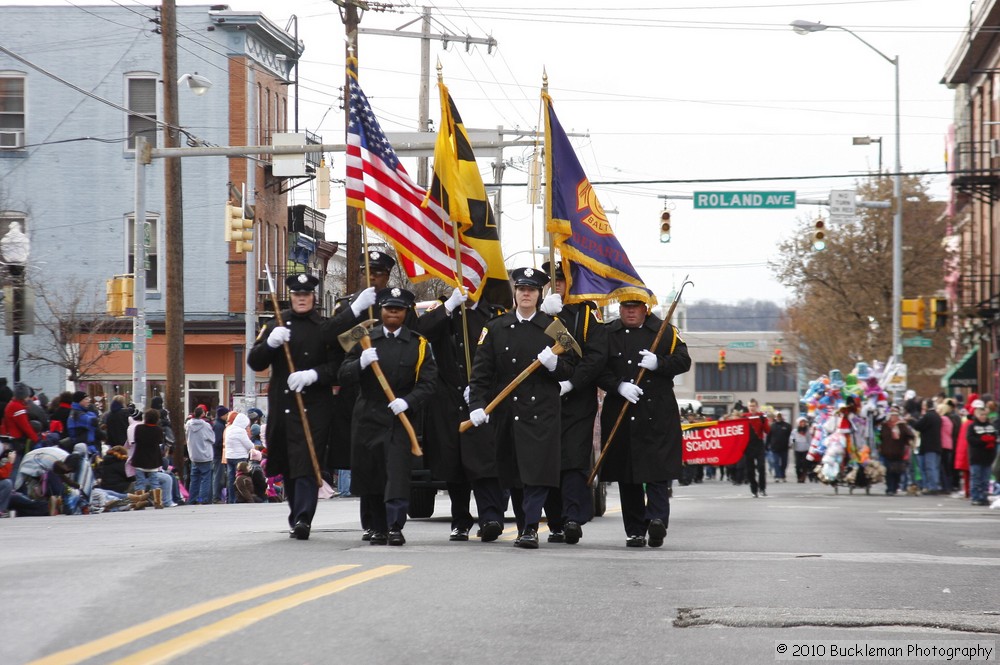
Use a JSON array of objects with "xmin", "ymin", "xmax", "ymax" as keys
[{"xmin": 597, "ymin": 297, "xmax": 690, "ymax": 548}]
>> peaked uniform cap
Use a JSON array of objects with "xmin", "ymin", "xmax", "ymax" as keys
[
  {"xmin": 511, "ymin": 266, "xmax": 550, "ymax": 289},
  {"xmin": 286, "ymin": 273, "xmax": 319, "ymax": 293}
]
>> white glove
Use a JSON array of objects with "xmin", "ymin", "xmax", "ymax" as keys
[
  {"xmin": 618, "ymin": 382, "xmax": 644, "ymax": 404},
  {"xmin": 388, "ymin": 398, "xmax": 409, "ymax": 415},
  {"xmin": 559, "ymin": 381, "xmax": 573, "ymax": 396},
  {"xmin": 537, "ymin": 347, "xmax": 558, "ymax": 372},
  {"xmin": 463, "ymin": 386, "xmax": 471, "ymax": 405},
  {"xmin": 287, "ymin": 369, "xmax": 318, "ymax": 392},
  {"xmin": 469, "ymin": 408, "xmax": 489, "ymax": 427},
  {"xmin": 444, "ymin": 287, "xmax": 468, "ymax": 313},
  {"xmin": 359, "ymin": 347, "xmax": 379, "ymax": 370},
  {"xmin": 638, "ymin": 349, "xmax": 659, "ymax": 371},
  {"xmin": 266, "ymin": 325, "xmax": 290, "ymax": 348},
  {"xmin": 540, "ymin": 293, "xmax": 563, "ymax": 316},
  {"xmin": 350, "ymin": 286, "xmax": 378, "ymax": 317}
]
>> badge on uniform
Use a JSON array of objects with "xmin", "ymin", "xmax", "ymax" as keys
[{"xmin": 478, "ymin": 328, "xmax": 488, "ymax": 345}]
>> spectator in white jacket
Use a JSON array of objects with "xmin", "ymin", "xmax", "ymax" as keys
[{"xmin": 223, "ymin": 412, "xmax": 254, "ymax": 504}]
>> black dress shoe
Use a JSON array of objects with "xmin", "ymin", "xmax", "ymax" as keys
[
  {"xmin": 369, "ymin": 531, "xmax": 388, "ymax": 545},
  {"xmin": 361, "ymin": 528, "xmax": 374, "ymax": 542},
  {"xmin": 516, "ymin": 528, "xmax": 539, "ymax": 549},
  {"xmin": 480, "ymin": 520, "xmax": 503, "ymax": 542},
  {"xmin": 388, "ymin": 531, "xmax": 406, "ymax": 546},
  {"xmin": 625, "ymin": 535, "xmax": 646, "ymax": 548},
  {"xmin": 564, "ymin": 521, "xmax": 582, "ymax": 545},
  {"xmin": 647, "ymin": 519, "xmax": 666, "ymax": 548},
  {"xmin": 547, "ymin": 531, "xmax": 565, "ymax": 543},
  {"xmin": 449, "ymin": 527, "xmax": 470, "ymax": 542},
  {"xmin": 292, "ymin": 521, "xmax": 311, "ymax": 541}
]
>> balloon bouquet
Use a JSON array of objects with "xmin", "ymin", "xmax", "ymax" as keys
[{"xmin": 803, "ymin": 362, "xmax": 887, "ymax": 490}]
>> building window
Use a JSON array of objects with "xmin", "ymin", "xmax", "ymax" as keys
[
  {"xmin": 126, "ymin": 76, "xmax": 158, "ymax": 149},
  {"xmin": 0, "ymin": 74, "xmax": 26, "ymax": 149},
  {"xmin": 0, "ymin": 211, "xmax": 26, "ymax": 242},
  {"xmin": 126, "ymin": 215, "xmax": 159, "ymax": 291},
  {"xmin": 695, "ymin": 362, "xmax": 757, "ymax": 392},
  {"xmin": 766, "ymin": 363, "xmax": 798, "ymax": 392}
]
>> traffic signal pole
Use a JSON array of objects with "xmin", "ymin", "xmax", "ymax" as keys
[{"xmin": 133, "ymin": 137, "xmax": 149, "ymax": 410}]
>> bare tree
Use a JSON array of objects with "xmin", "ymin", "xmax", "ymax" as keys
[
  {"xmin": 21, "ymin": 277, "xmax": 126, "ymax": 386},
  {"xmin": 770, "ymin": 175, "xmax": 949, "ymax": 395}
]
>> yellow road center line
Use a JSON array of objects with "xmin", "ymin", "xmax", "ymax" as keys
[
  {"xmin": 109, "ymin": 565, "xmax": 409, "ymax": 665},
  {"xmin": 27, "ymin": 564, "xmax": 361, "ymax": 665}
]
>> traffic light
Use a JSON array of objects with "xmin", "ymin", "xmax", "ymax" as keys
[
  {"xmin": 105, "ymin": 275, "xmax": 135, "ymax": 317},
  {"xmin": 812, "ymin": 219, "xmax": 826, "ymax": 251},
  {"xmin": 718, "ymin": 349, "xmax": 726, "ymax": 371},
  {"xmin": 930, "ymin": 296, "xmax": 948, "ymax": 330},
  {"xmin": 901, "ymin": 297, "xmax": 926, "ymax": 331},
  {"xmin": 659, "ymin": 211, "xmax": 671, "ymax": 243},
  {"xmin": 771, "ymin": 348, "xmax": 783, "ymax": 366},
  {"xmin": 225, "ymin": 201, "xmax": 253, "ymax": 253}
]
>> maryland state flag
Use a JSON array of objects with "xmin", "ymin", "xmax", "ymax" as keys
[
  {"xmin": 543, "ymin": 91, "xmax": 655, "ymax": 307},
  {"xmin": 426, "ymin": 79, "xmax": 512, "ymax": 307}
]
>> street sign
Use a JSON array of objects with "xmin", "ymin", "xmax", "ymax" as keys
[
  {"xmin": 98, "ymin": 338, "xmax": 133, "ymax": 352},
  {"xmin": 883, "ymin": 363, "xmax": 907, "ymax": 392},
  {"xmin": 902, "ymin": 337, "xmax": 932, "ymax": 348},
  {"xmin": 727, "ymin": 340, "xmax": 757, "ymax": 349},
  {"xmin": 829, "ymin": 189, "xmax": 857, "ymax": 218},
  {"xmin": 693, "ymin": 191, "xmax": 796, "ymax": 209}
]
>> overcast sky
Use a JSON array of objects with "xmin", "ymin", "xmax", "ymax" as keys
[{"xmin": 16, "ymin": 1, "xmax": 970, "ymax": 305}]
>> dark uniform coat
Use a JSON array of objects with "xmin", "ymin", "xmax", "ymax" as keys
[
  {"xmin": 326, "ymin": 291, "xmax": 419, "ymax": 471},
  {"xmin": 596, "ymin": 315, "xmax": 690, "ymax": 483},
  {"xmin": 468, "ymin": 311, "xmax": 576, "ymax": 488},
  {"xmin": 556, "ymin": 302, "xmax": 607, "ymax": 471},
  {"xmin": 338, "ymin": 325, "xmax": 438, "ymax": 500},
  {"xmin": 248, "ymin": 307, "xmax": 351, "ymax": 480},
  {"xmin": 417, "ymin": 301, "xmax": 501, "ymax": 482}
]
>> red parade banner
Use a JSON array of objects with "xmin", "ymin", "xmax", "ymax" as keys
[{"xmin": 682, "ymin": 417, "xmax": 752, "ymax": 466}]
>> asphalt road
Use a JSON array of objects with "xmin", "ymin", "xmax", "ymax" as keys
[{"xmin": 4, "ymin": 479, "xmax": 999, "ymax": 665}]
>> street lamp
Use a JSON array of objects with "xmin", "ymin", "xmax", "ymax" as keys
[
  {"xmin": 1, "ymin": 221, "xmax": 30, "ymax": 382},
  {"xmin": 791, "ymin": 19, "xmax": 903, "ymax": 365},
  {"xmin": 852, "ymin": 135, "xmax": 883, "ymax": 174},
  {"xmin": 177, "ymin": 73, "xmax": 212, "ymax": 96},
  {"xmin": 503, "ymin": 247, "xmax": 550, "ymax": 267}
]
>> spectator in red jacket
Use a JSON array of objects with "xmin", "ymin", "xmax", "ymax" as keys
[{"xmin": 1, "ymin": 383, "xmax": 41, "ymax": 477}]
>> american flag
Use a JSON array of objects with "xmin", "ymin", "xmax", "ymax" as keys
[{"xmin": 345, "ymin": 59, "xmax": 487, "ymax": 293}]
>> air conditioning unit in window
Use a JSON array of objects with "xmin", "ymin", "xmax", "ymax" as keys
[
  {"xmin": 0, "ymin": 131, "xmax": 24, "ymax": 149},
  {"xmin": 991, "ymin": 138, "xmax": 1000, "ymax": 159}
]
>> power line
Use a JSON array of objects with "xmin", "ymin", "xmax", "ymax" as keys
[{"xmin": 492, "ymin": 168, "xmax": 960, "ymax": 187}]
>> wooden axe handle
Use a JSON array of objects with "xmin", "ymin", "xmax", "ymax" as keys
[
  {"xmin": 459, "ymin": 342, "xmax": 565, "ymax": 433},
  {"xmin": 269, "ymin": 307, "xmax": 322, "ymax": 485},
  {"xmin": 360, "ymin": 336, "xmax": 423, "ymax": 457}
]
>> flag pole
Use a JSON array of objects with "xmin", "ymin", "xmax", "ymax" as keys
[
  {"xmin": 541, "ymin": 68, "xmax": 557, "ymax": 287},
  {"xmin": 438, "ymin": 63, "xmax": 474, "ymax": 382},
  {"xmin": 360, "ymin": 210, "xmax": 374, "ymax": 319}
]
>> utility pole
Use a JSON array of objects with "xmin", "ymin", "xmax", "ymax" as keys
[
  {"xmin": 162, "ymin": 0, "xmax": 186, "ymax": 473},
  {"xmin": 359, "ymin": 6, "xmax": 497, "ymax": 188},
  {"xmin": 336, "ymin": 0, "xmax": 365, "ymax": 294},
  {"xmin": 416, "ymin": 7, "xmax": 431, "ymax": 187}
]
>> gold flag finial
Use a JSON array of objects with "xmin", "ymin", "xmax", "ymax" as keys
[
  {"xmin": 436, "ymin": 57, "xmax": 443, "ymax": 81},
  {"xmin": 542, "ymin": 66, "xmax": 548, "ymax": 92}
]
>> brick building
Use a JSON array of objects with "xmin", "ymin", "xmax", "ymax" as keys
[{"xmin": 0, "ymin": 5, "xmax": 328, "ymax": 411}]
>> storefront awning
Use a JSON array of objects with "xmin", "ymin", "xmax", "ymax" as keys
[{"xmin": 942, "ymin": 348, "xmax": 978, "ymax": 390}]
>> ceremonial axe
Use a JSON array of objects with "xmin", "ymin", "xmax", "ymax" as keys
[
  {"xmin": 459, "ymin": 318, "xmax": 582, "ymax": 433},
  {"xmin": 338, "ymin": 319, "xmax": 423, "ymax": 457}
]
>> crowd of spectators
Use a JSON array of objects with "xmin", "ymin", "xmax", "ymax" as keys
[{"xmin": 0, "ymin": 379, "xmax": 277, "ymax": 518}]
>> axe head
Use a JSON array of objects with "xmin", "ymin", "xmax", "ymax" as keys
[
  {"xmin": 337, "ymin": 319, "xmax": 378, "ymax": 352},
  {"xmin": 543, "ymin": 318, "xmax": 582, "ymax": 357}
]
